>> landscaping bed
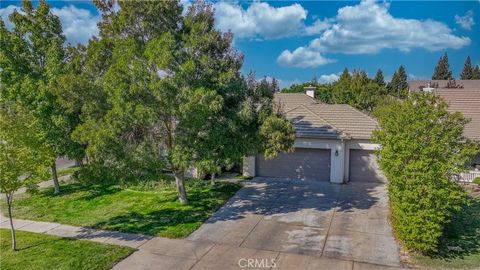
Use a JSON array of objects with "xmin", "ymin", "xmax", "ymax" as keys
[
  {"xmin": 412, "ymin": 187, "xmax": 480, "ymax": 269},
  {"xmin": 4, "ymin": 177, "xmax": 242, "ymax": 238},
  {"xmin": 0, "ymin": 229, "xmax": 133, "ymax": 270}
]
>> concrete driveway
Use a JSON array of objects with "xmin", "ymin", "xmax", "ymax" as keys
[{"xmin": 187, "ymin": 177, "xmax": 401, "ymax": 267}]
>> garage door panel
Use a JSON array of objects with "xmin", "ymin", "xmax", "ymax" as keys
[
  {"xmin": 349, "ymin": 150, "xmax": 386, "ymax": 183},
  {"xmin": 256, "ymin": 148, "xmax": 330, "ymax": 181}
]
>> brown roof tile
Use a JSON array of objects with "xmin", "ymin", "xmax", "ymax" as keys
[{"xmin": 274, "ymin": 93, "xmax": 378, "ymax": 140}]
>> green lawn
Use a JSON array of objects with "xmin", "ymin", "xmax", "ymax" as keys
[
  {"xmin": 0, "ymin": 229, "xmax": 133, "ymax": 270},
  {"xmin": 413, "ymin": 189, "xmax": 480, "ymax": 269},
  {"xmin": 5, "ymin": 178, "xmax": 241, "ymax": 238}
]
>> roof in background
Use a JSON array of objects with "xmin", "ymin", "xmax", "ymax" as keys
[
  {"xmin": 274, "ymin": 93, "xmax": 378, "ymax": 140},
  {"xmin": 408, "ymin": 80, "xmax": 480, "ymax": 92},
  {"xmin": 408, "ymin": 80, "xmax": 480, "ymax": 141}
]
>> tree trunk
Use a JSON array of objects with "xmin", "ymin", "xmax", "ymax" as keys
[
  {"xmin": 210, "ymin": 173, "xmax": 216, "ymax": 186},
  {"xmin": 74, "ymin": 159, "xmax": 83, "ymax": 167},
  {"xmin": 51, "ymin": 163, "xmax": 60, "ymax": 194},
  {"xmin": 174, "ymin": 170, "xmax": 188, "ymax": 204},
  {"xmin": 5, "ymin": 193, "xmax": 16, "ymax": 251}
]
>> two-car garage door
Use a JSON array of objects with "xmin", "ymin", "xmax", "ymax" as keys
[{"xmin": 256, "ymin": 148, "xmax": 331, "ymax": 181}]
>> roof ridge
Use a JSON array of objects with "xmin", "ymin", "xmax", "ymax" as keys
[
  {"xmin": 342, "ymin": 105, "xmax": 378, "ymax": 125},
  {"xmin": 302, "ymin": 104, "xmax": 350, "ymax": 139}
]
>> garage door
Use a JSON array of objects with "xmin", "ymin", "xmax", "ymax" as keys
[
  {"xmin": 349, "ymin": 150, "xmax": 386, "ymax": 182},
  {"xmin": 256, "ymin": 148, "xmax": 330, "ymax": 181}
]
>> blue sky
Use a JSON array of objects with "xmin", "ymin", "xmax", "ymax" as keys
[{"xmin": 1, "ymin": 1, "xmax": 479, "ymax": 87}]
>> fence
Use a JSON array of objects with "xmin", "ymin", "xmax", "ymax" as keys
[{"xmin": 459, "ymin": 170, "xmax": 480, "ymax": 182}]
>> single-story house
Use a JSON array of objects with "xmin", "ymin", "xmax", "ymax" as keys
[
  {"xmin": 408, "ymin": 80, "xmax": 480, "ymax": 169},
  {"xmin": 243, "ymin": 88, "xmax": 386, "ymax": 184}
]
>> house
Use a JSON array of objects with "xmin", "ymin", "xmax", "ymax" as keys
[
  {"xmin": 408, "ymin": 80, "xmax": 480, "ymax": 168},
  {"xmin": 243, "ymin": 88, "xmax": 386, "ymax": 183}
]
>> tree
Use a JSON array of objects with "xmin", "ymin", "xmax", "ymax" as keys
[
  {"xmin": 0, "ymin": 1, "xmax": 83, "ymax": 194},
  {"xmin": 472, "ymin": 65, "xmax": 480, "ymax": 80},
  {"xmin": 432, "ymin": 52, "xmax": 453, "ymax": 80},
  {"xmin": 459, "ymin": 56, "xmax": 474, "ymax": 80},
  {"xmin": 373, "ymin": 69, "xmax": 386, "ymax": 86},
  {"xmin": 0, "ymin": 105, "xmax": 53, "ymax": 250},
  {"xmin": 373, "ymin": 93, "xmax": 479, "ymax": 252},
  {"xmin": 76, "ymin": 1, "xmax": 294, "ymax": 204},
  {"xmin": 387, "ymin": 65, "xmax": 408, "ymax": 98}
]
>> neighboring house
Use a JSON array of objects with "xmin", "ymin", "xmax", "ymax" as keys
[
  {"xmin": 243, "ymin": 89, "xmax": 386, "ymax": 183},
  {"xmin": 408, "ymin": 80, "xmax": 480, "ymax": 171}
]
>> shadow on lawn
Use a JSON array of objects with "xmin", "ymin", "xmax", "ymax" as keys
[
  {"xmin": 429, "ymin": 196, "xmax": 480, "ymax": 260},
  {"xmin": 37, "ymin": 183, "xmax": 122, "ymax": 200}
]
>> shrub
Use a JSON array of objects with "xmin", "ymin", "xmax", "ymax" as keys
[
  {"xmin": 473, "ymin": 177, "xmax": 480, "ymax": 185},
  {"xmin": 373, "ymin": 93, "xmax": 480, "ymax": 253}
]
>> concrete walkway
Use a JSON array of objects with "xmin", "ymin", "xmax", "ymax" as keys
[{"xmin": 0, "ymin": 216, "xmax": 404, "ymax": 270}]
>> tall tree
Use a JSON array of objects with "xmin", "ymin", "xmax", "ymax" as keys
[
  {"xmin": 373, "ymin": 69, "xmax": 386, "ymax": 86},
  {"xmin": 0, "ymin": 104, "xmax": 53, "ymax": 250},
  {"xmin": 474, "ymin": 65, "xmax": 480, "ymax": 80},
  {"xmin": 432, "ymin": 52, "xmax": 453, "ymax": 80},
  {"xmin": 77, "ymin": 0, "xmax": 294, "ymax": 204},
  {"xmin": 0, "ymin": 1, "xmax": 82, "ymax": 194},
  {"xmin": 460, "ymin": 56, "xmax": 474, "ymax": 80},
  {"xmin": 387, "ymin": 65, "xmax": 408, "ymax": 98}
]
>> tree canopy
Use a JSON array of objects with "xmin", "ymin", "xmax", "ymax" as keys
[
  {"xmin": 432, "ymin": 52, "xmax": 453, "ymax": 80},
  {"xmin": 460, "ymin": 56, "xmax": 473, "ymax": 80}
]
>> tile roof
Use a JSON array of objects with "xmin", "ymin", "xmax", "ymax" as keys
[
  {"xmin": 436, "ymin": 89, "xmax": 480, "ymax": 141},
  {"xmin": 274, "ymin": 93, "xmax": 378, "ymax": 140},
  {"xmin": 408, "ymin": 80, "xmax": 480, "ymax": 141},
  {"xmin": 409, "ymin": 80, "xmax": 480, "ymax": 92}
]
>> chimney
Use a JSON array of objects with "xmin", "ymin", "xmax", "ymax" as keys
[
  {"xmin": 423, "ymin": 82, "xmax": 435, "ymax": 93},
  {"xmin": 304, "ymin": 85, "xmax": 316, "ymax": 98}
]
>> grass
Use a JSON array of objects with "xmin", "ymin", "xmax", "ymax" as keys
[
  {"xmin": 412, "ymin": 187, "xmax": 480, "ymax": 269},
  {"xmin": 4, "ymin": 178, "xmax": 241, "ymax": 238},
  {"xmin": 0, "ymin": 229, "xmax": 133, "ymax": 270}
]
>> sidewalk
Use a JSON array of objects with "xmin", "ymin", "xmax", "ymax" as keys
[{"xmin": 0, "ymin": 216, "xmax": 405, "ymax": 270}]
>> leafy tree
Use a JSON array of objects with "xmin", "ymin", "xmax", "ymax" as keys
[
  {"xmin": 0, "ymin": 104, "xmax": 53, "ymax": 250},
  {"xmin": 432, "ymin": 52, "xmax": 453, "ymax": 80},
  {"xmin": 387, "ymin": 65, "xmax": 408, "ymax": 98},
  {"xmin": 460, "ymin": 56, "xmax": 474, "ymax": 80},
  {"xmin": 373, "ymin": 93, "xmax": 479, "ymax": 252},
  {"xmin": 0, "ymin": 1, "xmax": 83, "ymax": 194},
  {"xmin": 76, "ymin": 1, "xmax": 294, "ymax": 204},
  {"xmin": 373, "ymin": 69, "xmax": 386, "ymax": 86}
]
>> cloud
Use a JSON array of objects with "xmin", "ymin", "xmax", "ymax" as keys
[
  {"xmin": 51, "ymin": 6, "xmax": 99, "ymax": 45},
  {"xmin": 277, "ymin": 47, "xmax": 335, "ymax": 68},
  {"xmin": 214, "ymin": 2, "xmax": 326, "ymax": 39},
  {"xmin": 0, "ymin": 5, "xmax": 99, "ymax": 45},
  {"xmin": 318, "ymin": 73, "xmax": 340, "ymax": 83},
  {"xmin": 277, "ymin": 0, "xmax": 471, "ymax": 68},
  {"xmin": 455, "ymin": 10, "xmax": 475, "ymax": 30}
]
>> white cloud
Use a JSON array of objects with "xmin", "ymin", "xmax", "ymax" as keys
[
  {"xmin": 455, "ymin": 10, "xmax": 475, "ymax": 30},
  {"xmin": 214, "ymin": 2, "xmax": 325, "ymax": 39},
  {"xmin": 277, "ymin": 0, "xmax": 471, "ymax": 67},
  {"xmin": 318, "ymin": 73, "xmax": 340, "ymax": 83},
  {"xmin": 0, "ymin": 5, "xmax": 99, "ymax": 45},
  {"xmin": 51, "ymin": 5, "xmax": 99, "ymax": 45},
  {"xmin": 277, "ymin": 46, "xmax": 335, "ymax": 68}
]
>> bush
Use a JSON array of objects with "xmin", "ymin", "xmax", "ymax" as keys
[
  {"xmin": 473, "ymin": 177, "xmax": 480, "ymax": 185},
  {"xmin": 373, "ymin": 93, "xmax": 480, "ymax": 253}
]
